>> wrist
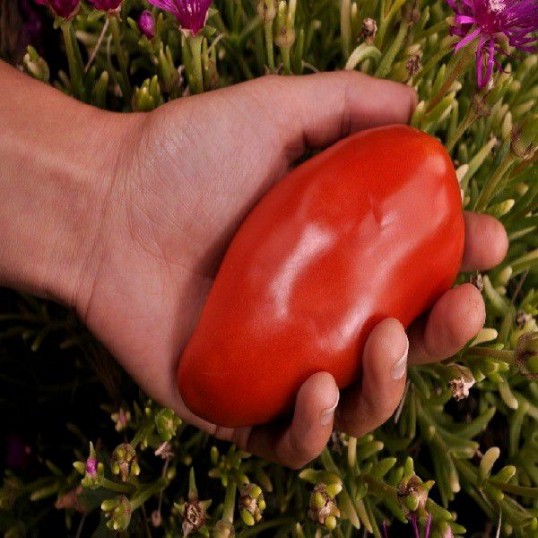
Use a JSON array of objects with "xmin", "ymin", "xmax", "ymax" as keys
[{"xmin": 0, "ymin": 63, "xmax": 139, "ymax": 309}]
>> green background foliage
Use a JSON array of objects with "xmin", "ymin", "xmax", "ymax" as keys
[{"xmin": 1, "ymin": 0, "xmax": 538, "ymax": 536}]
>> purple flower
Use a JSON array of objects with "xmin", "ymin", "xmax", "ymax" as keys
[
  {"xmin": 148, "ymin": 0, "xmax": 212, "ymax": 35},
  {"xmin": 85, "ymin": 456, "xmax": 98, "ymax": 477},
  {"xmin": 138, "ymin": 10, "xmax": 156, "ymax": 39},
  {"xmin": 446, "ymin": 0, "xmax": 538, "ymax": 88},
  {"xmin": 38, "ymin": 0, "xmax": 80, "ymax": 19},
  {"xmin": 88, "ymin": 0, "xmax": 122, "ymax": 11}
]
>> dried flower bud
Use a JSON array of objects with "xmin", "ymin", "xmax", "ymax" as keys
[
  {"xmin": 111, "ymin": 443, "xmax": 140, "ymax": 482},
  {"xmin": 151, "ymin": 509, "xmax": 162, "ymax": 527},
  {"xmin": 111, "ymin": 408, "xmax": 131, "ymax": 432},
  {"xmin": 516, "ymin": 310, "xmax": 532, "ymax": 329},
  {"xmin": 55, "ymin": 486, "xmax": 87, "ymax": 513},
  {"xmin": 181, "ymin": 500, "xmax": 207, "ymax": 536},
  {"xmin": 397, "ymin": 475, "xmax": 433, "ymax": 516},
  {"xmin": 472, "ymin": 93, "xmax": 492, "ymax": 118},
  {"xmin": 448, "ymin": 364, "xmax": 476, "ymax": 401},
  {"xmin": 257, "ymin": 0, "xmax": 276, "ymax": 22},
  {"xmin": 101, "ymin": 495, "xmax": 132, "ymax": 531},
  {"xmin": 470, "ymin": 273, "xmax": 484, "ymax": 292},
  {"xmin": 515, "ymin": 332, "xmax": 538, "ymax": 378},
  {"xmin": 155, "ymin": 441, "xmax": 174, "ymax": 459},
  {"xmin": 449, "ymin": 376, "xmax": 475, "ymax": 401},
  {"xmin": 361, "ymin": 18, "xmax": 377, "ymax": 44},
  {"xmin": 239, "ymin": 483, "xmax": 266, "ymax": 526},
  {"xmin": 138, "ymin": 10, "xmax": 156, "ymax": 39},
  {"xmin": 308, "ymin": 483, "xmax": 342, "ymax": 530},
  {"xmin": 213, "ymin": 520, "xmax": 235, "ymax": 538},
  {"xmin": 406, "ymin": 52, "xmax": 422, "ymax": 77}
]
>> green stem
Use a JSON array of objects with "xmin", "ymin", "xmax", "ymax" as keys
[
  {"xmin": 60, "ymin": 21, "xmax": 85, "ymax": 101},
  {"xmin": 464, "ymin": 347, "xmax": 515, "ymax": 363},
  {"xmin": 374, "ymin": 18, "xmax": 407, "ymax": 78},
  {"xmin": 100, "ymin": 477, "xmax": 134, "ymax": 494},
  {"xmin": 446, "ymin": 108, "xmax": 479, "ymax": 153},
  {"xmin": 473, "ymin": 152, "xmax": 517, "ymax": 212},
  {"xmin": 340, "ymin": 0, "xmax": 352, "ymax": 59},
  {"xmin": 188, "ymin": 34, "xmax": 204, "ymax": 94},
  {"xmin": 109, "ymin": 15, "xmax": 132, "ymax": 103},
  {"xmin": 376, "ymin": 0, "xmax": 406, "ymax": 49},
  {"xmin": 282, "ymin": 46, "xmax": 292, "ymax": 74},
  {"xmin": 264, "ymin": 19, "xmax": 275, "ymax": 71},
  {"xmin": 131, "ymin": 478, "xmax": 167, "ymax": 510},
  {"xmin": 131, "ymin": 422, "xmax": 153, "ymax": 449},
  {"xmin": 222, "ymin": 480, "xmax": 237, "ymax": 524},
  {"xmin": 237, "ymin": 517, "xmax": 295, "ymax": 537},
  {"xmin": 347, "ymin": 437, "xmax": 357, "ymax": 469},
  {"xmin": 426, "ymin": 45, "xmax": 474, "ymax": 113}
]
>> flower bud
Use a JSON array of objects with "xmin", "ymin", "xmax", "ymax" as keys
[
  {"xmin": 511, "ymin": 114, "xmax": 538, "ymax": 161},
  {"xmin": 43, "ymin": 0, "xmax": 80, "ymax": 19},
  {"xmin": 74, "ymin": 442, "xmax": 104, "ymax": 489},
  {"xmin": 257, "ymin": 0, "xmax": 276, "ymax": 23},
  {"xmin": 448, "ymin": 365, "xmax": 476, "ymax": 401},
  {"xmin": 213, "ymin": 520, "xmax": 235, "ymax": 538},
  {"xmin": 181, "ymin": 500, "xmax": 207, "ymax": 536},
  {"xmin": 515, "ymin": 332, "xmax": 538, "ymax": 378},
  {"xmin": 111, "ymin": 443, "xmax": 140, "ymax": 482},
  {"xmin": 22, "ymin": 46, "xmax": 50, "ymax": 82},
  {"xmin": 516, "ymin": 311, "xmax": 533, "ymax": 329},
  {"xmin": 155, "ymin": 408, "xmax": 182, "ymax": 442},
  {"xmin": 88, "ymin": 0, "xmax": 121, "ymax": 12},
  {"xmin": 111, "ymin": 408, "xmax": 131, "ymax": 432},
  {"xmin": 239, "ymin": 483, "xmax": 266, "ymax": 526},
  {"xmin": 138, "ymin": 10, "xmax": 156, "ymax": 39},
  {"xmin": 101, "ymin": 495, "xmax": 132, "ymax": 531},
  {"xmin": 397, "ymin": 475, "xmax": 433, "ymax": 517},
  {"xmin": 307, "ymin": 483, "xmax": 341, "ymax": 530}
]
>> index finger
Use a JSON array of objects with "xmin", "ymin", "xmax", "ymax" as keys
[{"xmin": 461, "ymin": 212, "xmax": 508, "ymax": 272}]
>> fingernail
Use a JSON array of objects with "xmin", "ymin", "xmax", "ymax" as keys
[
  {"xmin": 391, "ymin": 338, "xmax": 409, "ymax": 380},
  {"xmin": 320, "ymin": 392, "xmax": 340, "ymax": 427}
]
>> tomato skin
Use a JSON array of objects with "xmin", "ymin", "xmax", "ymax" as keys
[{"xmin": 178, "ymin": 124, "xmax": 465, "ymax": 427}]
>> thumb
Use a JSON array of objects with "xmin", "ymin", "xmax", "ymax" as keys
[{"xmin": 241, "ymin": 71, "xmax": 417, "ymax": 162}]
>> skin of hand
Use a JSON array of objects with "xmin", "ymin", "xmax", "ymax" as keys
[{"xmin": 0, "ymin": 62, "xmax": 508, "ymax": 468}]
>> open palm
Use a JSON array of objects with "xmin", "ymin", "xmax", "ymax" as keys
[{"xmin": 77, "ymin": 72, "xmax": 508, "ymax": 468}]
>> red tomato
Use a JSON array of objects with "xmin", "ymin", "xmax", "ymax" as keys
[{"xmin": 177, "ymin": 125, "xmax": 465, "ymax": 427}]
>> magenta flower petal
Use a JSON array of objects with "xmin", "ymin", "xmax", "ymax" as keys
[
  {"xmin": 43, "ymin": 0, "xmax": 80, "ymax": 18},
  {"xmin": 138, "ymin": 10, "xmax": 156, "ymax": 39},
  {"xmin": 88, "ymin": 0, "xmax": 122, "ymax": 11},
  {"xmin": 446, "ymin": 0, "xmax": 538, "ymax": 88},
  {"xmin": 148, "ymin": 0, "xmax": 212, "ymax": 35}
]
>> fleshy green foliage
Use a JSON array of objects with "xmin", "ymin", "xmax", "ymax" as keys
[{"xmin": 1, "ymin": 0, "xmax": 538, "ymax": 536}]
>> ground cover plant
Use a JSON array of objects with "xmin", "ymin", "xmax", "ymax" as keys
[{"xmin": 0, "ymin": 0, "xmax": 538, "ymax": 536}]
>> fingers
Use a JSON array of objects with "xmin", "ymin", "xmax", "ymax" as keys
[
  {"xmin": 408, "ymin": 283, "xmax": 486, "ymax": 366},
  {"xmin": 461, "ymin": 212, "xmax": 509, "ymax": 272},
  {"xmin": 244, "ymin": 72, "xmax": 417, "ymax": 162},
  {"xmin": 335, "ymin": 319, "xmax": 409, "ymax": 438},
  {"xmin": 242, "ymin": 372, "xmax": 339, "ymax": 469}
]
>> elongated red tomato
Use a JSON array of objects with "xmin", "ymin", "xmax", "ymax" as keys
[{"xmin": 178, "ymin": 125, "xmax": 465, "ymax": 427}]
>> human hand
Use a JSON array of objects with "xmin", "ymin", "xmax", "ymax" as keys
[
  {"xmin": 1, "ymin": 63, "xmax": 507, "ymax": 468},
  {"xmin": 70, "ymin": 72, "xmax": 507, "ymax": 467}
]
